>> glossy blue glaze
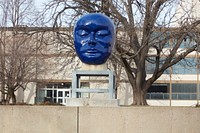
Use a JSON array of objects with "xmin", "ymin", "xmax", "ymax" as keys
[{"xmin": 74, "ymin": 13, "xmax": 116, "ymax": 65}]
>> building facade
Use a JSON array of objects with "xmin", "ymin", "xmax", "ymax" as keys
[
  {"xmin": 0, "ymin": 26, "xmax": 199, "ymax": 106},
  {"xmin": 1, "ymin": 0, "xmax": 200, "ymax": 106}
]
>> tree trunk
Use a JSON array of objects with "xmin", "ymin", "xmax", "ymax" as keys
[
  {"xmin": 6, "ymin": 94, "xmax": 10, "ymax": 104},
  {"xmin": 132, "ymin": 89, "xmax": 148, "ymax": 106},
  {"xmin": 10, "ymin": 90, "xmax": 16, "ymax": 104},
  {"xmin": 6, "ymin": 89, "xmax": 16, "ymax": 104},
  {"xmin": 1, "ymin": 85, "xmax": 5, "ymax": 104}
]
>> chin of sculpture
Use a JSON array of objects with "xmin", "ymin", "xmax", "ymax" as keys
[{"xmin": 74, "ymin": 13, "xmax": 116, "ymax": 65}]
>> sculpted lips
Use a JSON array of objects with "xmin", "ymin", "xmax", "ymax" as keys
[
  {"xmin": 86, "ymin": 50, "xmax": 98, "ymax": 53},
  {"xmin": 84, "ymin": 49, "xmax": 99, "ymax": 56}
]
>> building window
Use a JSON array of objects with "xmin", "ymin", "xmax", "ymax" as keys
[
  {"xmin": 147, "ymin": 84, "xmax": 169, "ymax": 100},
  {"xmin": 35, "ymin": 82, "xmax": 72, "ymax": 104},
  {"xmin": 172, "ymin": 84, "xmax": 197, "ymax": 100},
  {"xmin": 147, "ymin": 83, "xmax": 198, "ymax": 100}
]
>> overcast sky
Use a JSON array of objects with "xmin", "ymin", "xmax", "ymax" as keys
[{"xmin": 34, "ymin": 0, "xmax": 50, "ymax": 10}]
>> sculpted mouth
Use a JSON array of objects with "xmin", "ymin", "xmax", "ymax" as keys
[
  {"xmin": 84, "ymin": 49, "xmax": 100, "ymax": 57},
  {"xmin": 85, "ymin": 50, "xmax": 98, "ymax": 54}
]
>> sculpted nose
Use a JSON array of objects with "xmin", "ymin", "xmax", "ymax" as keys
[{"xmin": 88, "ymin": 32, "xmax": 96, "ymax": 45}]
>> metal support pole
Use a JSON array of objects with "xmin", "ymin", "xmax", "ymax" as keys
[
  {"xmin": 197, "ymin": 45, "xmax": 199, "ymax": 106},
  {"xmin": 72, "ymin": 71, "xmax": 77, "ymax": 98},
  {"xmin": 169, "ymin": 66, "xmax": 172, "ymax": 106}
]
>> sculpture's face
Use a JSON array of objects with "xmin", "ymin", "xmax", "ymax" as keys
[{"xmin": 74, "ymin": 13, "xmax": 116, "ymax": 65}]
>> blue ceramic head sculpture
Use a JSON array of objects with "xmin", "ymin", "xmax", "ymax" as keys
[{"xmin": 74, "ymin": 13, "xmax": 116, "ymax": 65}]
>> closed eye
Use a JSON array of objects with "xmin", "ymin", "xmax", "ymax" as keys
[
  {"xmin": 96, "ymin": 30, "xmax": 110, "ymax": 37},
  {"xmin": 76, "ymin": 30, "xmax": 89, "ymax": 36}
]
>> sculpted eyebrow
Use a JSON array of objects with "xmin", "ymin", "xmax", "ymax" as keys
[
  {"xmin": 76, "ymin": 25, "xmax": 89, "ymax": 30},
  {"xmin": 76, "ymin": 24, "xmax": 109, "ymax": 32}
]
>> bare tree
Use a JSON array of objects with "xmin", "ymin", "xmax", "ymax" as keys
[
  {"xmin": 42, "ymin": 0, "xmax": 200, "ymax": 105},
  {"xmin": 0, "ymin": 0, "xmax": 40, "ymax": 104},
  {"xmin": 0, "ymin": 29, "xmax": 39, "ymax": 104}
]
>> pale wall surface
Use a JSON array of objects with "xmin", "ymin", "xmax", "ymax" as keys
[
  {"xmin": 0, "ymin": 106, "xmax": 200, "ymax": 133},
  {"xmin": 79, "ymin": 107, "xmax": 200, "ymax": 133},
  {"xmin": 0, "ymin": 106, "xmax": 77, "ymax": 133}
]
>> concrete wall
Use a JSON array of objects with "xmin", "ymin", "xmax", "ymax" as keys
[
  {"xmin": 0, "ymin": 106, "xmax": 77, "ymax": 133},
  {"xmin": 0, "ymin": 106, "xmax": 200, "ymax": 133},
  {"xmin": 79, "ymin": 107, "xmax": 200, "ymax": 133}
]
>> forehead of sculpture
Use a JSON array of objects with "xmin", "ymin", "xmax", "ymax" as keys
[{"xmin": 75, "ymin": 13, "xmax": 115, "ymax": 31}]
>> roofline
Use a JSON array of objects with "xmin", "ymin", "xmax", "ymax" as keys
[{"xmin": 0, "ymin": 26, "xmax": 69, "ymax": 32}]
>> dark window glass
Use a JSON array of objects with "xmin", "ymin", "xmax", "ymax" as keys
[
  {"xmin": 150, "ymin": 93, "xmax": 164, "ymax": 99},
  {"xmin": 172, "ymin": 94, "xmax": 178, "ymax": 100},
  {"xmin": 191, "ymin": 94, "xmax": 197, "ymax": 100},
  {"xmin": 172, "ymin": 94, "xmax": 196, "ymax": 100},
  {"xmin": 148, "ymin": 84, "xmax": 168, "ymax": 93},
  {"xmin": 147, "ymin": 84, "xmax": 169, "ymax": 100},
  {"xmin": 53, "ymin": 98, "xmax": 56, "ymax": 103},
  {"xmin": 58, "ymin": 91, "xmax": 63, "ymax": 97},
  {"xmin": 163, "ymin": 94, "xmax": 169, "ymax": 99},
  {"xmin": 58, "ymin": 99, "xmax": 63, "ymax": 103},
  {"xmin": 47, "ymin": 90, "xmax": 52, "ymax": 97},
  {"xmin": 54, "ymin": 90, "xmax": 57, "ymax": 97},
  {"xmin": 65, "ymin": 91, "xmax": 69, "ymax": 97},
  {"xmin": 171, "ymin": 84, "xmax": 197, "ymax": 100},
  {"xmin": 172, "ymin": 84, "xmax": 196, "ymax": 93}
]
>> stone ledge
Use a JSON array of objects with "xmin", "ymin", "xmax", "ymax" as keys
[{"xmin": 64, "ymin": 98, "xmax": 119, "ymax": 107}]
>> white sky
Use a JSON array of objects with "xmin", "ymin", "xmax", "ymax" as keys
[{"xmin": 34, "ymin": 0, "xmax": 50, "ymax": 10}]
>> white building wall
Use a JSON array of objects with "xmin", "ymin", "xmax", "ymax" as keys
[
  {"xmin": 24, "ymin": 82, "xmax": 36, "ymax": 104},
  {"xmin": 14, "ymin": 82, "xmax": 36, "ymax": 104},
  {"xmin": 117, "ymin": 82, "xmax": 133, "ymax": 105}
]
